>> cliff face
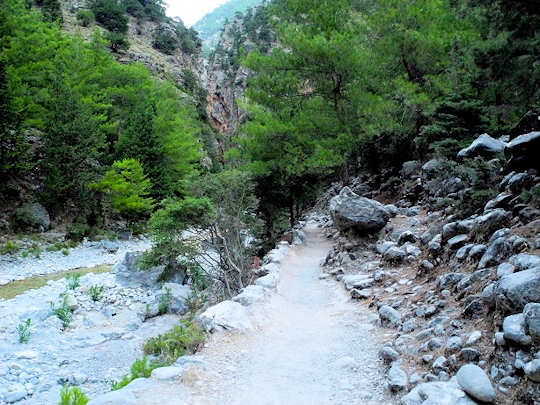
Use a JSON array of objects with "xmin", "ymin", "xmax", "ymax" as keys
[{"xmin": 204, "ymin": 4, "xmax": 275, "ymax": 136}]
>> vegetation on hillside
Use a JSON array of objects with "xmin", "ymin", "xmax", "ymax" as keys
[
  {"xmin": 193, "ymin": 0, "xmax": 264, "ymax": 55},
  {"xmin": 228, "ymin": 0, "xmax": 538, "ymax": 236}
]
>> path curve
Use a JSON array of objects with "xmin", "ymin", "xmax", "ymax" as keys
[{"xmin": 134, "ymin": 224, "xmax": 392, "ymax": 404}]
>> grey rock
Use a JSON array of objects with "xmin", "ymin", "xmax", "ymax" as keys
[
  {"xmin": 437, "ymin": 273, "xmax": 465, "ymax": 290},
  {"xmin": 422, "ymin": 159, "xmax": 446, "ymax": 176},
  {"xmin": 428, "ymin": 234, "xmax": 442, "ymax": 256},
  {"xmin": 458, "ymin": 133, "xmax": 505, "ymax": 159},
  {"xmin": 329, "ymin": 187, "xmax": 390, "ymax": 233},
  {"xmin": 350, "ymin": 288, "xmax": 373, "ymax": 299},
  {"xmin": 456, "ymin": 244, "xmax": 474, "ymax": 261},
  {"xmin": 494, "ymin": 332, "xmax": 506, "ymax": 346},
  {"xmin": 232, "ymin": 285, "xmax": 266, "ymax": 306},
  {"xmin": 468, "ymin": 244, "xmax": 487, "ymax": 260},
  {"xmin": 497, "ymin": 262, "xmax": 516, "ymax": 278},
  {"xmin": 523, "ymin": 303, "xmax": 540, "ymax": 344},
  {"xmin": 378, "ymin": 305, "xmax": 402, "ymax": 328},
  {"xmin": 456, "ymin": 364, "xmax": 496, "ymax": 403},
  {"xmin": 115, "ymin": 252, "xmax": 171, "ymax": 288},
  {"xmin": 402, "ymin": 379, "xmax": 477, "ymax": 405},
  {"xmin": 4, "ymin": 388, "xmax": 27, "ymax": 403},
  {"xmin": 524, "ymin": 359, "xmax": 540, "ymax": 382},
  {"xmin": 199, "ymin": 300, "xmax": 253, "ymax": 332},
  {"xmin": 463, "ymin": 298, "xmax": 485, "ymax": 319},
  {"xmin": 503, "ymin": 313, "xmax": 532, "ymax": 345},
  {"xmin": 495, "ymin": 267, "xmax": 540, "ymax": 313},
  {"xmin": 161, "ymin": 282, "xmax": 191, "ymax": 314},
  {"xmin": 255, "ymin": 272, "xmax": 279, "ymax": 289},
  {"xmin": 342, "ymin": 274, "xmax": 373, "ymax": 290},
  {"xmin": 446, "ymin": 336, "xmax": 462, "ymax": 351},
  {"xmin": 398, "ymin": 231, "xmax": 417, "ymax": 245},
  {"xmin": 447, "ymin": 234, "xmax": 468, "ymax": 250},
  {"xmin": 402, "ymin": 318, "xmax": 417, "ymax": 333},
  {"xmin": 100, "ymin": 240, "xmax": 119, "ymax": 253},
  {"xmin": 459, "ymin": 348, "xmax": 481, "ymax": 362},
  {"xmin": 509, "ymin": 253, "xmax": 540, "ymax": 271},
  {"xmin": 432, "ymin": 356, "xmax": 448, "ymax": 372},
  {"xmin": 379, "ymin": 346, "xmax": 400, "ymax": 363},
  {"xmin": 478, "ymin": 237, "xmax": 512, "ymax": 269},
  {"xmin": 473, "ymin": 209, "xmax": 512, "ymax": 238},
  {"xmin": 420, "ymin": 260, "xmax": 434, "ymax": 272},
  {"xmin": 402, "ymin": 160, "xmax": 421, "ymax": 177},
  {"xmin": 484, "ymin": 192, "xmax": 513, "ymax": 211},
  {"xmin": 17, "ymin": 202, "xmax": 50, "ymax": 231},
  {"xmin": 383, "ymin": 246, "xmax": 406, "ymax": 263},
  {"xmin": 466, "ymin": 331, "xmax": 482, "ymax": 345},
  {"xmin": 376, "ymin": 241, "xmax": 396, "ymax": 255},
  {"xmin": 499, "ymin": 376, "xmax": 519, "ymax": 386},
  {"xmin": 387, "ymin": 363, "xmax": 408, "ymax": 391}
]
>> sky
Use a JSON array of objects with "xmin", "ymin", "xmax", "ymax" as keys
[{"xmin": 165, "ymin": 0, "xmax": 228, "ymax": 27}]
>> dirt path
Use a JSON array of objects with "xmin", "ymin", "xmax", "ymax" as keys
[{"xmin": 133, "ymin": 225, "xmax": 392, "ymax": 405}]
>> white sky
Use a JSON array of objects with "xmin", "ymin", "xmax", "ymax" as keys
[{"xmin": 165, "ymin": 0, "xmax": 228, "ymax": 27}]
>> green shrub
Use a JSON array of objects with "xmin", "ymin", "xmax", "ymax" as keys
[
  {"xmin": 143, "ymin": 318, "xmax": 205, "ymax": 364},
  {"xmin": 12, "ymin": 208, "xmax": 40, "ymax": 232},
  {"xmin": 105, "ymin": 32, "xmax": 130, "ymax": 52},
  {"xmin": 76, "ymin": 9, "xmax": 94, "ymax": 26},
  {"xmin": 152, "ymin": 27, "xmax": 178, "ymax": 55},
  {"xmin": 66, "ymin": 273, "xmax": 81, "ymax": 290},
  {"xmin": 89, "ymin": 285, "xmax": 104, "ymax": 301},
  {"xmin": 0, "ymin": 240, "xmax": 20, "ymax": 255},
  {"xmin": 111, "ymin": 357, "xmax": 162, "ymax": 390},
  {"xmin": 157, "ymin": 286, "xmax": 171, "ymax": 315},
  {"xmin": 89, "ymin": 0, "xmax": 128, "ymax": 33},
  {"xmin": 51, "ymin": 294, "xmax": 73, "ymax": 330},
  {"xmin": 17, "ymin": 318, "xmax": 32, "ymax": 343},
  {"xmin": 67, "ymin": 222, "xmax": 90, "ymax": 242},
  {"xmin": 59, "ymin": 385, "xmax": 88, "ymax": 405},
  {"xmin": 36, "ymin": 0, "xmax": 63, "ymax": 23}
]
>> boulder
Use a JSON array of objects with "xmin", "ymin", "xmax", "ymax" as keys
[
  {"xmin": 14, "ymin": 202, "xmax": 50, "ymax": 232},
  {"xmin": 484, "ymin": 192, "xmax": 513, "ymax": 211},
  {"xmin": 114, "ymin": 252, "xmax": 181, "ymax": 288},
  {"xmin": 402, "ymin": 160, "xmax": 421, "ymax": 177},
  {"xmin": 478, "ymin": 237, "xmax": 512, "ymax": 269},
  {"xmin": 255, "ymin": 272, "xmax": 279, "ymax": 289},
  {"xmin": 457, "ymin": 133, "xmax": 505, "ymax": 159},
  {"xmin": 472, "ymin": 209, "xmax": 511, "ymax": 237},
  {"xmin": 495, "ymin": 267, "xmax": 540, "ymax": 313},
  {"xmin": 100, "ymin": 240, "xmax": 120, "ymax": 253},
  {"xmin": 447, "ymin": 234, "xmax": 468, "ymax": 250},
  {"xmin": 387, "ymin": 363, "xmax": 408, "ymax": 391},
  {"xmin": 160, "ymin": 283, "xmax": 191, "ymax": 314},
  {"xmin": 232, "ymin": 285, "xmax": 266, "ymax": 306},
  {"xmin": 509, "ymin": 253, "xmax": 540, "ymax": 271},
  {"xmin": 505, "ymin": 131, "xmax": 540, "ymax": 171},
  {"xmin": 383, "ymin": 246, "xmax": 406, "ymax": 263},
  {"xmin": 456, "ymin": 364, "xmax": 496, "ymax": 403},
  {"xmin": 524, "ymin": 359, "xmax": 540, "ymax": 382},
  {"xmin": 199, "ymin": 300, "xmax": 253, "ymax": 332},
  {"xmin": 342, "ymin": 274, "xmax": 374, "ymax": 290},
  {"xmin": 503, "ymin": 313, "xmax": 532, "ymax": 345},
  {"xmin": 379, "ymin": 305, "xmax": 402, "ymax": 328},
  {"xmin": 329, "ymin": 187, "xmax": 390, "ymax": 233},
  {"xmin": 437, "ymin": 273, "xmax": 465, "ymax": 290},
  {"xmin": 510, "ymin": 108, "xmax": 540, "ymax": 138},
  {"xmin": 523, "ymin": 303, "xmax": 540, "ymax": 344},
  {"xmin": 402, "ymin": 379, "xmax": 477, "ymax": 405},
  {"xmin": 379, "ymin": 346, "xmax": 400, "ymax": 363},
  {"xmin": 422, "ymin": 159, "xmax": 446, "ymax": 177}
]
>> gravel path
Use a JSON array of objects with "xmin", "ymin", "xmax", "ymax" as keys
[
  {"xmin": 0, "ymin": 238, "xmax": 150, "ymax": 285},
  {"xmin": 132, "ymin": 225, "xmax": 393, "ymax": 405}
]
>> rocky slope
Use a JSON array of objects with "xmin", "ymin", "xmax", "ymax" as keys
[{"xmin": 319, "ymin": 123, "xmax": 540, "ymax": 403}]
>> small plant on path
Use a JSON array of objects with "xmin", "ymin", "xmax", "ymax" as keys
[
  {"xmin": 66, "ymin": 273, "xmax": 81, "ymax": 290},
  {"xmin": 111, "ymin": 357, "xmax": 162, "ymax": 391},
  {"xmin": 51, "ymin": 294, "xmax": 73, "ymax": 330},
  {"xmin": 158, "ymin": 286, "xmax": 172, "ymax": 315},
  {"xmin": 59, "ymin": 385, "xmax": 88, "ymax": 405},
  {"xmin": 17, "ymin": 318, "xmax": 32, "ymax": 343},
  {"xmin": 89, "ymin": 285, "xmax": 104, "ymax": 301}
]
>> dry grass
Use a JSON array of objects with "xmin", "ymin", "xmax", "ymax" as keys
[{"xmin": 0, "ymin": 264, "xmax": 112, "ymax": 300}]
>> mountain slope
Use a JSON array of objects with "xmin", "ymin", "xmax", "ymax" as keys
[{"xmin": 192, "ymin": 0, "xmax": 264, "ymax": 55}]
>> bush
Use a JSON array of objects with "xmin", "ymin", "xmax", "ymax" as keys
[
  {"xmin": 90, "ymin": 0, "xmax": 128, "ymax": 33},
  {"xmin": 59, "ymin": 386, "xmax": 88, "ymax": 405},
  {"xmin": 17, "ymin": 318, "xmax": 32, "ymax": 343},
  {"xmin": 12, "ymin": 207, "xmax": 40, "ymax": 232},
  {"xmin": 66, "ymin": 273, "xmax": 81, "ymax": 290},
  {"xmin": 111, "ymin": 357, "xmax": 162, "ymax": 390},
  {"xmin": 0, "ymin": 240, "xmax": 20, "ymax": 255},
  {"xmin": 152, "ymin": 27, "xmax": 178, "ymax": 55},
  {"xmin": 67, "ymin": 222, "xmax": 90, "ymax": 242},
  {"xmin": 51, "ymin": 294, "xmax": 73, "ymax": 330},
  {"xmin": 105, "ymin": 32, "xmax": 130, "ymax": 52},
  {"xmin": 76, "ymin": 10, "xmax": 94, "ymax": 27},
  {"xmin": 157, "ymin": 286, "xmax": 172, "ymax": 315},
  {"xmin": 143, "ymin": 319, "xmax": 205, "ymax": 364},
  {"xmin": 89, "ymin": 285, "xmax": 104, "ymax": 301},
  {"xmin": 36, "ymin": 0, "xmax": 63, "ymax": 23}
]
